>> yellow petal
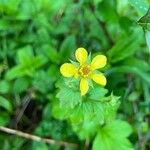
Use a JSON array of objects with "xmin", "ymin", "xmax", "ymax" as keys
[
  {"xmin": 91, "ymin": 73, "xmax": 107, "ymax": 86},
  {"xmin": 80, "ymin": 78, "xmax": 89, "ymax": 96},
  {"xmin": 60, "ymin": 63, "xmax": 77, "ymax": 77},
  {"xmin": 75, "ymin": 47, "xmax": 88, "ymax": 65},
  {"xmin": 91, "ymin": 55, "xmax": 107, "ymax": 70}
]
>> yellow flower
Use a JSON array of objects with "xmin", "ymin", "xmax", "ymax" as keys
[{"xmin": 60, "ymin": 48, "xmax": 107, "ymax": 96}]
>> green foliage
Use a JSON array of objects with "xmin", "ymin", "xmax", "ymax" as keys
[
  {"xmin": 92, "ymin": 120, "xmax": 133, "ymax": 150},
  {"xmin": 0, "ymin": 96, "xmax": 12, "ymax": 112},
  {"xmin": 56, "ymin": 78, "xmax": 82, "ymax": 108},
  {"xmin": 55, "ymin": 78, "xmax": 119, "ymax": 125},
  {"xmin": 0, "ymin": 0, "xmax": 150, "ymax": 149},
  {"xmin": 0, "ymin": 112, "xmax": 10, "ymax": 126},
  {"xmin": 6, "ymin": 46, "xmax": 47, "ymax": 80},
  {"xmin": 129, "ymin": 0, "xmax": 149, "ymax": 14},
  {"xmin": 0, "ymin": 80, "xmax": 10, "ymax": 93},
  {"xmin": 107, "ymin": 30, "xmax": 143, "ymax": 63},
  {"xmin": 13, "ymin": 77, "xmax": 29, "ymax": 94}
]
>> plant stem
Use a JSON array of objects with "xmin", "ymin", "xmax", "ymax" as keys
[{"xmin": 0, "ymin": 126, "xmax": 78, "ymax": 148}]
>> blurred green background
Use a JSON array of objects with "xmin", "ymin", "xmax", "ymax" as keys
[{"xmin": 0, "ymin": 0, "xmax": 150, "ymax": 149}]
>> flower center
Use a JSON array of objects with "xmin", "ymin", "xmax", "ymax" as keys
[{"xmin": 78, "ymin": 65, "xmax": 91, "ymax": 77}]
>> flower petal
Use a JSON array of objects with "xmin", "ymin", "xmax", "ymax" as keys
[
  {"xmin": 91, "ymin": 55, "xmax": 107, "ymax": 70},
  {"xmin": 91, "ymin": 73, "xmax": 107, "ymax": 86},
  {"xmin": 75, "ymin": 47, "xmax": 88, "ymax": 65},
  {"xmin": 80, "ymin": 78, "xmax": 89, "ymax": 96},
  {"xmin": 60, "ymin": 63, "xmax": 77, "ymax": 77}
]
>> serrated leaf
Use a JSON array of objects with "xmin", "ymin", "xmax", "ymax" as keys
[
  {"xmin": 89, "ymin": 86, "xmax": 108, "ymax": 100},
  {"xmin": 52, "ymin": 99, "xmax": 71, "ymax": 120},
  {"xmin": 72, "ymin": 120, "xmax": 98, "ymax": 140},
  {"xmin": 56, "ymin": 78, "xmax": 120, "ymax": 124},
  {"xmin": 101, "ymin": 94, "xmax": 120, "ymax": 123},
  {"xmin": 57, "ymin": 87, "xmax": 82, "ymax": 108},
  {"xmin": 70, "ymin": 99, "xmax": 105, "ymax": 124},
  {"xmin": 92, "ymin": 120, "xmax": 133, "ymax": 150},
  {"xmin": 55, "ymin": 78, "xmax": 83, "ymax": 119}
]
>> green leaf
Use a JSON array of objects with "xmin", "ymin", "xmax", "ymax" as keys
[
  {"xmin": 52, "ymin": 98, "xmax": 71, "ymax": 120},
  {"xmin": 32, "ymin": 70, "xmax": 53, "ymax": 94},
  {"xmin": 42, "ymin": 104, "xmax": 52, "ymax": 121},
  {"xmin": 47, "ymin": 65, "xmax": 59, "ymax": 82},
  {"xmin": 96, "ymin": 0, "xmax": 119, "ymax": 23},
  {"xmin": 93, "ymin": 0, "xmax": 103, "ymax": 6},
  {"xmin": 41, "ymin": 44, "xmax": 60, "ymax": 64},
  {"xmin": 6, "ymin": 45, "xmax": 47, "ymax": 80},
  {"xmin": 117, "ymin": 0, "xmax": 129, "ymax": 15},
  {"xmin": 121, "ymin": 57, "xmax": 150, "ymax": 71},
  {"xmin": 15, "ymin": 0, "xmax": 36, "ymax": 20},
  {"xmin": 107, "ymin": 30, "xmax": 143, "ymax": 63},
  {"xmin": 13, "ymin": 77, "xmax": 29, "ymax": 94},
  {"xmin": 56, "ymin": 78, "xmax": 82, "ymax": 108},
  {"xmin": 89, "ymin": 86, "xmax": 108, "ymax": 100},
  {"xmin": 72, "ymin": 120, "xmax": 98, "ymax": 140},
  {"xmin": 17, "ymin": 45, "xmax": 34, "ymax": 64},
  {"xmin": 0, "ymin": 96, "xmax": 12, "ymax": 112},
  {"xmin": 70, "ymin": 99, "xmax": 105, "ymax": 124},
  {"xmin": 60, "ymin": 35, "xmax": 76, "ymax": 61},
  {"xmin": 31, "ymin": 142, "xmax": 48, "ymax": 150},
  {"xmin": 0, "ymin": 80, "xmax": 10, "ymax": 94},
  {"xmin": 5, "ymin": 65, "xmax": 28, "ymax": 80},
  {"xmin": 129, "ymin": 0, "xmax": 149, "ymax": 15},
  {"xmin": 101, "ymin": 94, "xmax": 120, "ymax": 123},
  {"xmin": 107, "ymin": 66, "xmax": 150, "ymax": 86},
  {"xmin": 56, "ymin": 78, "xmax": 120, "ymax": 124},
  {"xmin": 92, "ymin": 120, "xmax": 133, "ymax": 150},
  {"xmin": 138, "ymin": 8, "xmax": 150, "ymax": 30},
  {"xmin": 145, "ymin": 30, "xmax": 150, "ymax": 50},
  {"xmin": 0, "ymin": 112, "xmax": 10, "ymax": 126}
]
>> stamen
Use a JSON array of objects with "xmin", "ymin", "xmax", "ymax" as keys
[
  {"xmin": 82, "ymin": 67, "xmax": 90, "ymax": 75},
  {"xmin": 78, "ymin": 65, "xmax": 91, "ymax": 77}
]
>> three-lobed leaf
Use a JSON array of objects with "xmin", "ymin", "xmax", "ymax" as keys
[{"xmin": 92, "ymin": 120, "xmax": 133, "ymax": 150}]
